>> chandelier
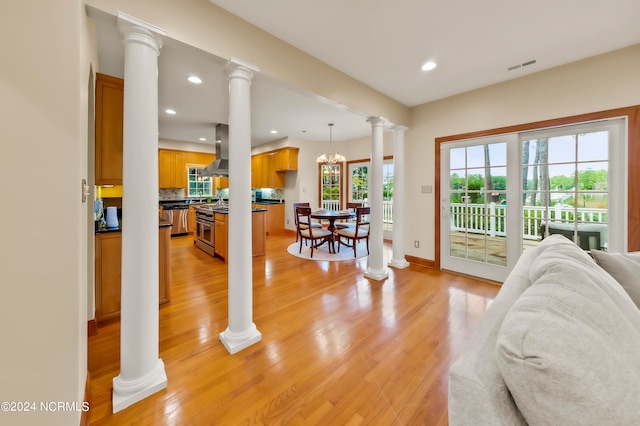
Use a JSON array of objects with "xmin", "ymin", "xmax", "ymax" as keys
[{"xmin": 316, "ymin": 123, "xmax": 346, "ymax": 164}]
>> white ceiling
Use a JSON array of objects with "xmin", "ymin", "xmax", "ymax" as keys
[{"xmin": 90, "ymin": 1, "xmax": 640, "ymax": 147}]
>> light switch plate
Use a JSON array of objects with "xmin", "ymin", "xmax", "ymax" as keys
[{"xmin": 82, "ymin": 178, "xmax": 89, "ymax": 202}]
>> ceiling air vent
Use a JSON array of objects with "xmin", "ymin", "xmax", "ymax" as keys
[{"xmin": 508, "ymin": 59, "xmax": 537, "ymax": 71}]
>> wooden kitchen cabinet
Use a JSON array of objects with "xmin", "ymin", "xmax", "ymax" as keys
[
  {"xmin": 251, "ymin": 152, "xmax": 285, "ymax": 188},
  {"xmin": 214, "ymin": 213, "xmax": 228, "ymax": 261},
  {"xmin": 186, "ymin": 151, "xmax": 215, "ymax": 166},
  {"xmin": 266, "ymin": 203, "xmax": 285, "ymax": 235},
  {"xmin": 250, "ymin": 147, "xmax": 297, "ymax": 188},
  {"xmin": 159, "ymin": 149, "xmax": 186, "ymax": 189},
  {"xmin": 266, "ymin": 153, "xmax": 286, "ymax": 188},
  {"xmin": 251, "ymin": 203, "xmax": 284, "ymax": 235},
  {"xmin": 95, "ymin": 73, "xmax": 124, "ymax": 185},
  {"xmin": 252, "ymin": 210, "xmax": 266, "ymax": 256},
  {"xmin": 94, "ymin": 232, "xmax": 122, "ymax": 321},
  {"xmin": 275, "ymin": 147, "xmax": 299, "ymax": 171},
  {"xmin": 188, "ymin": 206, "xmax": 196, "ymax": 235},
  {"xmin": 95, "ymin": 225, "xmax": 171, "ymax": 322},
  {"xmin": 210, "ymin": 211, "xmax": 266, "ymax": 262},
  {"xmin": 251, "ymin": 155, "xmax": 263, "ymax": 187},
  {"xmin": 212, "ymin": 176, "xmax": 229, "ymax": 190},
  {"xmin": 158, "ymin": 225, "xmax": 171, "ymax": 303}
]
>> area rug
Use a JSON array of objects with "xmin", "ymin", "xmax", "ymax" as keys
[{"xmin": 287, "ymin": 241, "xmax": 369, "ymax": 261}]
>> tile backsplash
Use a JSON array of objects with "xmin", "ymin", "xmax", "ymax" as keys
[
  {"xmin": 259, "ymin": 188, "xmax": 284, "ymax": 200},
  {"xmin": 159, "ymin": 187, "xmax": 283, "ymax": 201},
  {"xmin": 159, "ymin": 188, "xmax": 185, "ymax": 200}
]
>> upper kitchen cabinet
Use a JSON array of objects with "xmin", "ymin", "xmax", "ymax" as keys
[
  {"xmin": 159, "ymin": 149, "xmax": 186, "ymax": 188},
  {"xmin": 95, "ymin": 73, "xmax": 124, "ymax": 185},
  {"xmin": 187, "ymin": 151, "xmax": 215, "ymax": 166},
  {"xmin": 262, "ymin": 152, "xmax": 285, "ymax": 188},
  {"xmin": 274, "ymin": 147, "xmax": 299, "ymax": 172},
  {"xmin": 212, "ymin": 176, "xmax": 229, "ymax": 190},
  {"xmin": 251, "ymin": 147, "xmax": 298, "ymax": 188},
  {"xmin": 251, "ymin": 155, "xmax": 264, "ymax": 188}
]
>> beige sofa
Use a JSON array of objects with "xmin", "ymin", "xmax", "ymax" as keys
[{"xmin": 448, "ymin": 234, "xmax": 640, "ymax": 425}]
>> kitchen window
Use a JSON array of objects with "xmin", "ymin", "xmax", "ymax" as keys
[{"xmin": 187, "ymin": 166, "xmax": 212, "ymax": 197}]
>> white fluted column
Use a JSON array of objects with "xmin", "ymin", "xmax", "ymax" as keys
[
  {"xmin": 220, "ymin": 58, "xmax": 262, "ymax": 354},
  {"xmin": 388, "ymin": 125, "xmax": 410, "ymax": 269},
  {"xmin": 113, "ymin": 13, "xmax": 167, "ymax": 413},
  {"xmin": 365, "ymin": 117, "xmax": 389, "ymax": 281}
]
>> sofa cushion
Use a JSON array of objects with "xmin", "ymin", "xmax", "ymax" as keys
[
  {"xmin": 495, "ymin": 235, "xmax": 640, "ymax": 425},
  {"xmin": 448, "ymin": 245, "xmax": 540, "ymax": 426},
  {"xmin": 591, "ymin": 249, "xmax": 640, "ymax": 309}
]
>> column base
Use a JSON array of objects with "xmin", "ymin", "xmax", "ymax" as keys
[
  {"xmin": 113, "ymin": 358, "xmax": 167, "ymax": 413},
  {"xmin": 388, "ymin": 258, "xmax": 410, "ymax": 269},
  {"xmin": 220, "ymin": 324, "xmax": 262, "ymax": 355},
  {"xmin": 364, "ymin": 268, "xmax": 389, "ymax": 281}
]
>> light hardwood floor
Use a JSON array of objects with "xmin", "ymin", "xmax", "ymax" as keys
[{"xmin": 88, "ymin": 232, "xmax": 499, "ymax": 425}]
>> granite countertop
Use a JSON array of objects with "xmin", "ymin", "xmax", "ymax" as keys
[
  {"xmin": 199, "ymin": 207, "xmax": 267, "ymax": 215},
  {"xmin": 253, "ymin": 200, "xmax": 285, "ymax": 205},
  {"xmin": 95, "ymin": 218, "xmax": 172, "ymax": 234},
  {"xmin": 160, "ymin": 199, "xmax": 285, "ymax": 206}
]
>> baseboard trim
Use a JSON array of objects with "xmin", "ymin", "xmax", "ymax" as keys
[
  {"xmin": 87, "ymin": 319, "xmax": 98, "ymax": 337},
  {"xmin": 80, "ymin": 372, "xmax": 91, "ymax": 426},
  {"xmin": 406, "ymin": 255, "xmax": 435, "ymax": 269}
]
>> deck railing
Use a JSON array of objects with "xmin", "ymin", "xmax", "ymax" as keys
[
  {"xmin": 320, "ymin": 200, "xmax": 394, "ymax": 224},
  {"xmin": 450, "ymin": 203, "xmax": 607, "ymax": 240}
]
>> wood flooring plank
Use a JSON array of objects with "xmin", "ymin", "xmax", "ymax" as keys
[{"xmin": 87, "ymin": 233, "xmax": 499, "ymax": 425}]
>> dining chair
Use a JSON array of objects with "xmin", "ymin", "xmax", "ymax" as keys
[
  {"xmin": 296, "ymin": 206, "xmax": 334, "ymax": 258},
  {"xmin": 336, "ymin": 207, "xmax": 370, "ymax": 257},
  {"xmin": 335, "ymin": 202, "xmax": 363, "ymax": 230},
  {"xmin": 293, "ymin": 202, "xmax": 322, "ymax": 242}
]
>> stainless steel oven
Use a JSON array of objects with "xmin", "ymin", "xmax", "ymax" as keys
[{"xmin": 195, "ymin": 208, "xmax": 215, "ymax": 256}]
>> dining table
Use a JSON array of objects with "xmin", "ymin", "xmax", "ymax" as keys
[{"xmin": 310, "ymin": 209, "xmax": 356, "ymax": 234}]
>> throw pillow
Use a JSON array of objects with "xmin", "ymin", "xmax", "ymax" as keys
[
  {"xmin": 496, "ymin": 236, "xmax": 640, "ymax": 425},
  {"xmin": 591, "ymin": 249, "xmax": 640, "ymax": 309}
]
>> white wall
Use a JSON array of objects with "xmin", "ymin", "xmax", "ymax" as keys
[
  {"xmin": 404, "ymin": 44, "xmax": 640, "ymax": 261},
  {"xmin": 0, "ymin": 0, "xmax": 91, "ymax": 424}
]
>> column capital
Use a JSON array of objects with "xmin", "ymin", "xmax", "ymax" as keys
[
  {"xmin": 367, "ymin": 116, "xmax": 388, "ymax": 127},
  {"xmin": 225, "ymin": 57, "xmax": 260, "ymax": 82},
  {"xmin": 117, "ymin": 12, "xmax": 165, "ymax": 54},
  {"xmin": 390, "ymin": 124, "xmax": 409, "ymax": 134}
]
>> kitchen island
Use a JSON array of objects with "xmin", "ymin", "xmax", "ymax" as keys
[
  {"xmin": 94, "ymin": 219, "xmax": 172, "ymax": 322},
  {"xmin": 195, "ymin": 205, "xmax": 266, "ymax": 262},
  {"xmin": 252, "ymin": 200, "xmax": 285, "ymax": 235}
]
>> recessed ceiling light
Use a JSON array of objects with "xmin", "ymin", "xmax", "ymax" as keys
[
  {"xmin": 165, "ymin": 109, "xmax": 176, "ymax": 115},
  {"xmin": 270, "ymin": 130, "xmax": 278, "ymax": 134},
  {"xmin": 421, "ymin": 61, "xmax": 437, "ymax": 71},
  {"xmin": 199, "ymin": 137, "xmax": 206, "ymax": 141},
  {"xmin": 187, "ymin": 75, "xmax": 202, "ymax": 84}
]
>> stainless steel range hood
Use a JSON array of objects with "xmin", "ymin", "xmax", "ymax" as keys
[{"xmin": 199, "ymin": 123, "xmax": 229, "ymax": 177}]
